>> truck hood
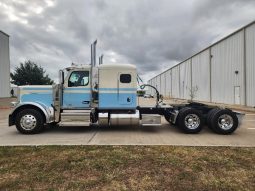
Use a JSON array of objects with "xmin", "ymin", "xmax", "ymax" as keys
[
  {"xmin": 18, "ymin": 85, "xmax": 53, "ymax": 106},
  {"xmin": 19, "ymin": 85, "xmax": 53, "ymax": 90},
  {"xmin": 19, "ymin": 85, "xmax": 53, "ymax": 96}
]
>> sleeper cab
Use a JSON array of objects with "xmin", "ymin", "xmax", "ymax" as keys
[{"xmin": 98, "ymin": 64, "xmax": 137, "ymax": 110}]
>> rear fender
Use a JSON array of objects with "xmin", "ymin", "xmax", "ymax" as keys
[{"xmin": 234, "ymin": 111, "xmax": 245, "ymax": 126}]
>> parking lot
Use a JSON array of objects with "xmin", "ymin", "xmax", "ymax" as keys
[
  {"xmin": 0, "ymin": 99, "xmax": 255, "ymax": 147},
  {"xmin": 0, "ymin": 98, "xmax": 254, "ymax": 146}
]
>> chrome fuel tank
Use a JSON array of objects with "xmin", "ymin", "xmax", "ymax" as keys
[{"xmin": 109, "ymin": 110, "xmax": 140, "ymax": 126}]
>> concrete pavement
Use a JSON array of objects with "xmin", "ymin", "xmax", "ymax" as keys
[{"xmin": 0, "ymin": 108, "xmax": 254, "ymax": 146}]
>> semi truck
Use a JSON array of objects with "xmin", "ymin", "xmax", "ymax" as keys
[{"xmin": 8, "ymin": 62, "xmax": 243, "ymax": 135}]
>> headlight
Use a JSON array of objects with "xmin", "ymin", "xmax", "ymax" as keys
[{"xmin": 11, "ymin": 102, "xmax": 18, "ymax": 107}]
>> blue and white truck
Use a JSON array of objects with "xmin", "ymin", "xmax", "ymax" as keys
[
  {"xmin": 8, "ymin": 42, "xmax": 243, "ymax": 135},
  {"xmin": 8, "ymin": 62, "xmax": 243, "ymax": 135}
]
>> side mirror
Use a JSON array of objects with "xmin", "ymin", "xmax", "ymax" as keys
[{"xmin": 59, "ymin": 70, "xmax": 64, "ymax": 84}]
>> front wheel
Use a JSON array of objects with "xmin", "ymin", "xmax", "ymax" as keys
[
  {"xmin": 15, "ymin": 109, "xmax": 45, "ymax": 134},
  {"xmin": 177, "ymin": 107, "xmax": 204, "ymax": 134}
]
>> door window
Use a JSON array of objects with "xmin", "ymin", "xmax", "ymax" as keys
[{"xmin": 68, "ymin": 71, "xmax": 89, "ymax": 87}]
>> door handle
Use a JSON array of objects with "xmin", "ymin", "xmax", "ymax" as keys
[{"xmin": 82, "ymin": 101, "xmax": 90, "ymax": 104}]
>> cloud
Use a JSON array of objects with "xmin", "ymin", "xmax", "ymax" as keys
[{"xmin": 1, "ymin": 0, "xmax": 255, "ymax": 82}]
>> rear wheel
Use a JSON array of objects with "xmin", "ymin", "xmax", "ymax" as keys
[
  {"xmin": 210, "ymin": 109, "xmax": 238, "ymax": 135},
  {"xmin": 177, "ymin": 107, "xmax": 204, "ymax": 134},
  {"xmin": 164, "ymin": 118, "xmax": 177, "ymax": 126},
  {"xmin": 174, "ymin": 107, "xmax": 190, "ymax": 126},
  {"xmin": 206, "ymin": 108, "xmax": 220, "ymax": 129},
  {"xmin": 15, "ymin": 109, "xmax": 45, "ymax": 134}
]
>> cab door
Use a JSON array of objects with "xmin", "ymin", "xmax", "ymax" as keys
[{"xmin": 62, "ymin": 70, "xmax": 91, "ymax": 109}]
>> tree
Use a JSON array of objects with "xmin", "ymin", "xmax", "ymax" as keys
[
  {"xmin": 11, "ymin": 60, "xmax": 54, "ymax": 86},
  {"xmin": 189, "ymin": 85, "xmax": 198, "ymax": 102}
]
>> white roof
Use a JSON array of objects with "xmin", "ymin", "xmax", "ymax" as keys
[
  {"xmin": 99, "ymin": 63, "xmax": 136, "ymax": 70},
  {"xmin": 65, "ymin": 65, "xmax": 91, "ymax": 71}
]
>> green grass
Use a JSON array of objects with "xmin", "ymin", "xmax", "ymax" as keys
[{"xmin": 0, "ymin": 146, "xmax": 254, "ymax": 191}]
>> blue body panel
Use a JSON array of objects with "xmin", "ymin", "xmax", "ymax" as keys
[
  {"xmin": 98, "ymin": 88, "xmax": 137, "ymax": 110},
  {"xmin": 20, "ymin": 87, "xmax": 137, "ymax": 110},
  {"xmin": 20, "ymin": 87, "xmax": 53, "ymax": 108},
  {"xmin": 62, "ymin": 87, "xmax": 91, "ymax": 108}
]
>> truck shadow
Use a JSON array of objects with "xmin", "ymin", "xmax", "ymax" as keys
[
  {"xmin": 45, "ymin": 125, "xmax": 95, "ymax": 133},
  {"xmin": 44, "ymin": 124, "xmax": 183, "ymax": 134}
]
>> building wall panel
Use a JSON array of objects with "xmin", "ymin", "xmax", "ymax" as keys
[
  {"xmin": 152, "ymin": 78, "xmax": 156, "ymax": 91},
  {"xmin": 149, "ymin": 78, "xmax": 156, "ymax": 95},
  {"xmin": 146, "ymin": 79, "xmax": 151, "ymax": 95},
  {"xmin": 245, "ymin": 23, "xmax": 255, "ymax": 107},
  {"xmin": 191, "ymin": 49, "xmax": 210, "ymax": 102},
  {"xmin": 0, "ymin": 32, "xmax": 10, "ymax": 98},
  {"xmin": 156, "ymin": 76, "xmax": 160, "ymax": 93},
  {"xmin": 171, "ymin": 66, "xmax": 180, "ymax": 98},
  {"xmin": 160, "ymin": 73, "xmax": 166, "ymax": 96},
  {"xmin": 211, "ymin": 30, "xmax": 245, "ymax": 105},
  {"xmin": 149, "ymin": 79, "xmax": 153, "ymax": 95},
  {"xmin": 149, "ymin": 21, "xmax": 255, "ymax": 106},
  {"xmin": 165, "ymin": 70, "xmax": 172, "ymax": 98},
  {"xmin": 179, "ymin": 60, "xmax": 191, "ymax": 99}
]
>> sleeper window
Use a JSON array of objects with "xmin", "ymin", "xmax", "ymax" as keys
[{"xmin": 120, "ymin": 74, "xmax": 131, "ymax": 83}]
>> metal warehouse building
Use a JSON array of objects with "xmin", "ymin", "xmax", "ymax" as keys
[
  {"xmin": 148, "ymin": 21, "xmax": 255, "ymax": 107},
  {"xmin": 0, "ymin": 31, "xmax": 10, "ymax": 98}
]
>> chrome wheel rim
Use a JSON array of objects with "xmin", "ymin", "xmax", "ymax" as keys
[
  {"xmin": 20, "ymin": 115, "xmax": 37, "ymax": 130},
  {"xmin": 184, "ymin": 114, "xmax": 200, "ymax": 129},
  {"xmin": 218, "ymin": 114, "xmax": 233, "ymax": 130}
]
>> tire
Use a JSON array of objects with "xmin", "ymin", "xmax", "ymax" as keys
[
  {"xmin": 210, "ymin": 109, "xmax": 238, "ymax": 135},
  {"xmin": 175, "ymin": 107, "xmax": 191, "ymax": 126},
  {"xmin": 206, "ymin": 108, "xmax": 220, "ymax": 129},
  {"xmin": 164, "ymin": 115, "xmax": 176, "ymax": 126},
  {"xmin": 177, "ymin": 107, "xmax": 204, "ymax": 134},
  {"xmin": 164, "ymin": 107, "xmax": 187, "ymax": 126},
  {"xmin": 15, "ymin": 109, "xmax": 45, "ymax": 134}
]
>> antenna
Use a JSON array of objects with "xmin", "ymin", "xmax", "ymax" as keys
[
  {"xmin": 101, "ymin": 54, "xmax": 104, "ymax": 65},
  {"xmin": 90, "ymin": 44, "xmax": 93, "ymax": 65},
  {"xmin": 99, "ymin": 54, "xmax": 104, "ymax": 65}
]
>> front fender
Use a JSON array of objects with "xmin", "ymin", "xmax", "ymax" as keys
[{"xmin": 9, "ymin": 102, "xmax": 54, "ymax": 126}]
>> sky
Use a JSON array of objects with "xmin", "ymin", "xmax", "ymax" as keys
[{"xmin": 1, "ymin": 0, "xmax": 255, "ymax": 83}]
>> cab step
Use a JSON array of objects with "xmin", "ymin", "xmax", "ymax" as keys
[
  {"xmin": 60, "ymin": 110, "xmax": 91, "ymax": 126},
  {"xmin": 58, "ymin": 121, "xmax": 90, "ymax": 127}
]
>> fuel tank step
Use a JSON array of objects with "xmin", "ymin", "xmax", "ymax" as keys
[{"xmin": 141, "ymin": 114, "xmax": 161, "ymax": 126}]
